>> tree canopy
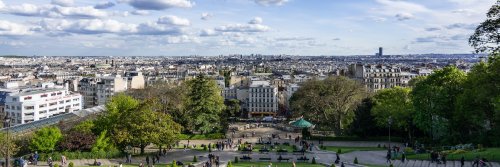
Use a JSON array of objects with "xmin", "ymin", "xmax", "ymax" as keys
[
  {"xmin": 290, "ymin": 76, "xmax": 366, "ymax": 134},
  {"xmin": 185, "ymin": 74, "xmax": 225, "ymax": 134},
  {"xmin": 469, "ymin": 0, "xmax": 500, "ymax": 54},
  {"xmin": 29, "ymin": 126, "xmax": 63, "ymax": 153}
]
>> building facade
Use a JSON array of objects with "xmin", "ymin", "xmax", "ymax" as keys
[
  {"xmin": 3, "ymin": 87, "xmax": 82, "ymax": 126},
  {"xmin": 247, "ymin": 81, "xmax": 278, "ymax": 118}
]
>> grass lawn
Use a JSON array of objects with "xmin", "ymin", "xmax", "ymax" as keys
[
  {"xmin": 232, "ymin": 162, "xmax": 323, "ymax": 167},
  {"xmin": 322, "ymin": 146, "xmax": 385, "ymax": 154},
  {"xmin": 405, "ymin": 148, "xmax": 500, "ymax": 161}
]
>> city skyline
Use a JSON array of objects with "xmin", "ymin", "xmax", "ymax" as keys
[{"xmin": 0, "ymin": 0, "xmax": 494, "ymax": 56}]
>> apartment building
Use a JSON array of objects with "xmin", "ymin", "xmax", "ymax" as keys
[
  {"xmin": 248, "ymin": 80, "xmax": 278, "ymax": 118},
  {"xmin": 2, "ymin": 86, "xmax": 82, "ymax": 126},
  {"xmin": 350, "ymin": 63, "xmax": 403, "ymax": 92},
  {"xmin": 79, "ymin": 75, "xmax": 128, "ymax": 108}
]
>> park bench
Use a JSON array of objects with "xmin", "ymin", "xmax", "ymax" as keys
[
  {"xmin": 296, "ymin": 157, "xmax": 309, "ymax": 162},
  {"xmin": 259, "ymin": 157, "xmax": 272, "ymax": 161},
  {"xmin": 240, "ymin": 156, "xmax": 252, "ymax": 161},
  {"xmin": 293, "ymin": 150, "xmax": 305, "ymax": 155},
  {"xmin": 277, "ymin": 157, "xmax": 291, "ymax": 162},
  {"xmin": 259, "ymin": 149, "xmax": 270, "ymax": 153}
]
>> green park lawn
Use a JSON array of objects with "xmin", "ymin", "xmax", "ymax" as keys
[
  {"xmin": 322, "ymin": 146, "xmax": 385, "ymax": 154},
  {"xmin": 404, "ymin": 148, "xmax": 500, "ymax": 161},
  {"xmin": 232, "ymin": 162, "xmax": 323, "ymax": 167}
]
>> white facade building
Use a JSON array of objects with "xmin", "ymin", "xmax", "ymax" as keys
[
  {"xmin": 3, "ymin": 87, "xmax": 82, "ymax": 126},
  {"xmin": 248, "ymin": 80, "xmax": 278, "ymax": 118},
  {"xmin": 79, "ymin": 75, "xmax": 128, "ymax": 108}
]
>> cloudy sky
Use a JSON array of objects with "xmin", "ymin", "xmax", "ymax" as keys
[{"xmin": 0, "ymin": 0, "xmax": 495, "ymax": 56}]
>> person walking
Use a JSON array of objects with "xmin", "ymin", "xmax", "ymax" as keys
[
  {"xmin": 146, "ymin": 156, "xmax": 150, "ymax": 166},
  {"xmin": 61, "ymin": 155, "xmax": 67, "ymax": 166},
  {"xmin": 401, "ymin": 152, "xmax": 406, "ymax": 163},
  {"xmin": 33, "ymin": 152, "xmax": 39, "ymax": 166},
  {"xmin": 48, "ymin": 157, "xmax": 53, "ymax": 167},
  {"xmin": 386, "ymin": 149, "xmax": 392, "ymax": 164},
  {"xmin": 461, "ymin": 156, "xmax": 465, "ymax": 167}
]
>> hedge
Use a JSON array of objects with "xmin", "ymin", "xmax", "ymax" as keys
[{"xmin": 37, "ymin": 150, "xmax": 123, "ymax": 161}]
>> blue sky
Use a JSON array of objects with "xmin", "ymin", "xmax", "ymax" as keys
[{"xmin": 0, "ymin": 0, "xmax": 495, "ymax": 56}]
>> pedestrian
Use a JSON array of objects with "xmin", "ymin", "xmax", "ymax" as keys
[
  {"xmin": 335, "ymin": 153, "xmax": 340, "ymax": 164},
  {"xmin": 441, "ymin": 154, "xmax": 447, "ymax": 165},
  {"xmin": 48, "ymin": 157, "xmax": 53, "ymax": 167},
  {"xmin": 61, "ymin": 155, "xmax": 67, "ymax": 166},
  {"xmin": 341, "ymin": 162, "xmax": 345, "ymax": 167},
  {"xmin": 386, "ymin": 149, "xmax": 392, "ymax": 163},
  {"xmin": 460, "ymin": 156, "xmax": 465, "ymax": 167},
  {"xmin": 401, "ymin": 152, "xmax": 406, "ymax": 163},
  {"xmin": 33, "ymin": 151, "xmax": 39, "ymax": 165},
  {"xmin": 146, "ymin": 156, "xmax": 150, "ymax": 165},
  {"xmin": 119, "ymin": 162, "xmax": 123, "ymax": 167}
]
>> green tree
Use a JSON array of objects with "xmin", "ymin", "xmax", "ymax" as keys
[
  {"xmin": 456, "ymin": 56, "xmax": 500, "ymax": 144},
  {"xmin": 94, "ymin": 94, "xmax": 182, "ymax": 154},
  {"xmin": 412, "ymin": 66, "xmax": 466, "ymax": 142},
  {"xmin": 469, "ymin": 0, "xmax": 500, "ymax": 54},
  {"xmin": 0, "ymin": 132, "xmax": 19, "ymax": 161},
  {"xmin": 29, "ymin": 126, "xmax": 62, "ymax": 152},
  {"xmin": 72, "ymin": 120, "xmax": 94, "ymax": 134},
  {"xmin": 185, "ymin": 74, "xmax": 225, "ymax": 134},
  {"xmin": 290, "ymin": 76, "xmax": 366, "ymax": 134},
  {"xmin": 91, "ymin": 130, "xmax": 112, "ymax": 152},
  {"xmin": 371, "ymin": 87, "xmax": 414, "ymax": 140}
]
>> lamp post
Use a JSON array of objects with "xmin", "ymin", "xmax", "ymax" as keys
[
  {"xmin": 4, "ymin": 115, "xmax": 11, "ymax": 167},
  {"xmin": 388, "ymin": 116, "xmax": 393, "ymax": 149}
]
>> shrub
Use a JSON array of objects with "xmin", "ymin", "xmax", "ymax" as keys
[
  {"xmin": 389, "ymin": 164, "xmax": 394, "ymax": 167},
  {"xmin": 227, "ymin": 161, "xmax": 233, "ymax": 167},
  {"xmin": 54, "ymin": 164, "xmax": 60, "ymax": 167},
  {"xmin": 68, "ymin": 162, "xmax": 74, "ymax": 167},
  {"xmin": 312, "ymin": 157, "xmax": 316, "ymax": 164},
  {"xmin": 404, "ymin": 147, "xmax": 414, "ymax": 154},
  {"xmin": 203, "ymin": 145, "xmax": 207, "ymax": 151},
  {"xmin": 234, "ymin": 156, "xmax": 239, "ymax": 163},
  {"xmin": 171, "ymin": 161, "xmax": 178, "ymax": 167},
  {"xmin": 337, "ymin": 148, "xmax": 342, "ymax": 154},
  {"xmin": 193, "ymin": 155, "xmax": 197, "ymax": 162},
  {"xmin": 354, "ymin": 157, "xmax": 358, "ymax": 164},
  {"xmin": 453, "ymin": 149, "xmax": 467, "ymax": 154}
]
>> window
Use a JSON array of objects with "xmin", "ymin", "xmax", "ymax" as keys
[
  {"xmin": 51, "ymin": 93, "xmax": 56, "ymax": 96},
  {"xmin": 16, "ymin": 106, "xmax": 21, "ymax": 110},
  {"xmin": 49, "ymin": 108, "xmax": 57, "ymax": 112},
  {"xmin": 59, "ymin": 101, "xmax": 64, "ymax": 104},
  {"xmin": 12, "ymin": 98, "xmax": 17, "ymax": 101},
  {"xmin": 41, "ymin": 94, "xmax": 48, "ymax": 98},
  {"xmin": 49, "ymin": 102, "xmax": 57, "ymax": 106},
  {"xmin": 73, "ymin": 98, "xmax": 79, "ymax": 101},
  {"xmin": 59, "ymin": 107, "xmax": 64, "ymax": 110},
  {"xmin": 24, "ymin": 96, "xmax": 32, "ymax": 100},
  {"xmin": 57, "ymin": 92, "xmax": 62, "ymax": 95},
  {"xmin": 73, "ymin": 103, "xmax": 80, "ymax": 107},
  {"xmin": 39, "ymin": 110, "xmax": 47, "ymax": 114},
  {"xmin": 39, "ymin": 104, "xmax": 47, "ymax": 108},
  {"xmin": 24, "ymin": 106, "xmax": 34, "ymax": 110},
  {"xmin": 66, "ymin": 100, "xmax": 70, "ymax": 103},
  {"xmin": 24, "ymin": 112, "xmax": 34, "ymax": 116},
  {"xmin": 5, "ymin": 105, "xmax": 9, "ymax": 109}
]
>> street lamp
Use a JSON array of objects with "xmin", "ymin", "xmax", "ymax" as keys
[
  {"xmin": 388, "ymin": 116, "xmax": 393, "ymax": 149},
  {"xmin": 3, "ymin": 115, "xmax": 11, "ymax": 167}
]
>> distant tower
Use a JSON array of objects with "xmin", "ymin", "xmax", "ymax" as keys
[{"xmin": 379, "ymin": 47, "xmax": 383, "ymax": 56}]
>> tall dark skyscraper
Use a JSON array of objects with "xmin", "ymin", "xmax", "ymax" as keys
[{"xmin": 379, "ymin": 47, "xmax": 383, "ymax": 56}]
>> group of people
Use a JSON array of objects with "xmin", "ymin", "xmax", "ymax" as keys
[
  {"xmin": 202, "ymin": 154, "xmax": 220, "ymax": 167},
  {"xmin": 430, "ymin": 151, "xmax": 446, "ymax": 164}
]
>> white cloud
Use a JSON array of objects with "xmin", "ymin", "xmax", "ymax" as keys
[
  {"xmin": 165, "ymin": 35, "xmax": 200, "ymax": 44},
  {"xmin": 125, "ymin": 0, "xmax": 194, "ymax": 10},
  {"xmin": 94, "ymin": 1, "xmax": 115, "ymax": 9},
  {"xmin": 254, "ymin": 0, "xmax": 288, "ymax": 6},
  {"xmin": 0, "ymin": 0, "xmax": 5, "ymax": 9},
  {"xmin": 0, "ymin": 41, "xmax": 26, "ymax": 46},
  {"xmin": 201, "ymin": 13, "xmax": 212, "ymax": 20},
  {"xmin": 395, "ymin": 13, "xmax": 413, "ymax": 21},
  {"xmin": 3, "ymin": 4, "xmax": 108, "ymax": 18},
  {"xmin": 0, "ymin": 20, "xmax": 32, "ymax": 36},
  {"xmin": 249, "ymin": 17, "xmax": 263, "ymax": 24},
  {"xmin": 199, "ymin": 29, "xmax": 219, "ymax": 36},
  {"xmin": 215, "ymin": 24, "xmax": 270, "ymax": 32},
  {"xmin": 157, "ymin": 15, "xmax": 190, "ymax": 26},
  {"xmin": 51, "ymin": 0, "xmax": 74, "ymax": 7},
  {"xmin": 275, "ymin": 37, "xmax": 314, "ymax": 41},
  {"xmin": 131, "ymin": 10, "xmax": 149, "ymax": 15},
  {"xmin": 38, "ymin": 18, "xmax": 186, "ymax": 36}
]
